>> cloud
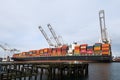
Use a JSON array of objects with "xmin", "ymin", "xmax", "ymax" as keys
[{"xmin": 0, "ymin": 0, "xmax": 120, "ymax": 57}]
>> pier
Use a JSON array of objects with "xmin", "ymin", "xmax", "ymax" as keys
[{"xmin": 0, "ymin": 61, "xmax": 88, "ymax": 80}]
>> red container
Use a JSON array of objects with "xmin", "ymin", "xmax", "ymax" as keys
[
  {"xmin": 62, "ymin": 45, "xmax": 68, "ymax": 50},
  {"xmin": 80, "ymin": 44, "xmax": 88, "ymax": 46},
  {"xmin": 80, "ymin": 50, "xmax": 87, "ymax": 53},
  {"xmin": 87, "ymin": 50, "xmax": 93, "ymax": 54},
  {"xmin": 62, "ymin": 50, "xmax": 67, "ymax": 56}
]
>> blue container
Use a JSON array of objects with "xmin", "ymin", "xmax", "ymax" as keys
[{"xmin": 87, "ymin": 46, "xmax": 93, "ymax": 49}]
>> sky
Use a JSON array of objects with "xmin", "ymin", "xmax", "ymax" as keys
[{"xmin": 0, "ymin": 0, "xmax": 120, "ymax": 57}]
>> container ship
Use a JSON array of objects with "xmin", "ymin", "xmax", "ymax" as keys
[
  {"xmin": 12, "ymin": 43, "xmax": 112, "ymax": 62},
  {"xmin": 12, "ymin": 10, "xmax": 112, "ymax": 62}
]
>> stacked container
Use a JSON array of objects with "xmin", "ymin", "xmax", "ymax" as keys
[
  {"xmin": 13, "ymin": 53, "xmax": 19, "ymax": 57},
  {"xmin": 94, "ymin": 43, "xmax": 102, "ymax": 55},
  {"xmin": 48, "ymin": 48, "xmax": 52, "ymax": 56},
  {"xmin": 61, "ymin": 45, "xmax": 68, "ymax": 56},
  {"xmin": 57, "ymin": 47, "xmax": 62, "ymax": 56},
  {"xmin": 74, "ymin": 45, "xmax": 80, "ymax": 55},
  {"xmin": 52, "ymin": 48, "xmax": 57, "ymax": 56},
  {"xmin": 80, "ymin": 44, "xmax": 87, "ymax": 55},
  {"xmin": 29, "ymin": 50, "xmax": 38, "ymax": 57},
  {"xmin": 102, "ymin": 44, "xmax": 110, "ymax": 56},
  {"xmin": 43, "ymin": 48, "xmax": 49, "ymax": 56},
  {"xmin": 87, "ymin": 46, "xmax": 93, "ymax": 56}
]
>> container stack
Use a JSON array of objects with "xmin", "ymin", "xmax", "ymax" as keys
[
  {"xmin": 61, "ymin": 45, "xmax": 68, "ymax": 56},
  {"xmin": 87, "ymin": 46, "xmax": 93, "ymax": 56},
  {"xmin": 48, "ymin": 48, "xmax": 52, "ymax": 56},
  {"xmin": 80, "ymin": 44, "xmax": 87, "ymax": 55},
  {"xmin": 52, "ymin": 48, "xmax": 57, "ymax": 56},
  {"xmin": 94, "ymin": 43, "xmax": 102, "ymax": 55},
  {"xmin": 43, "ymin": 48, "xmax": 49, "ymax": 56},
  {"xmin": 74, "ymin": 45, "xmax": 80, "ymax": 56},
  {"xmin": 57, "ymin": 47, "xmax": 62, "ymax": 56},
  {"xmin": 102, "ymin": 44, "xmax": 110, "ymax": 56}
]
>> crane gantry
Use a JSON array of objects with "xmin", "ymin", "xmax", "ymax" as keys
[
  {"xmin": 47, "ymin": 24, "xmax": 63, "ymax": 47},
  {"xmin": 99, "ymin": 10, "xmax": 110, "ymax": 44},
  {"xmin": 38, "ymin": 26, "xmax": 54, "ymax": 47},
  {"xmin": 38, "ymin": 24, "xmax": 63, "ymax": 47}
]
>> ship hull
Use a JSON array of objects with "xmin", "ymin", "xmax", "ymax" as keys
[{"xmin": 12, "ymin": 56, "xmax": 112, "ymax": 62}]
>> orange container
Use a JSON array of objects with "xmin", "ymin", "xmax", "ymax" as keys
[
  {"xmin": 94, "ymin": 47, "xmax": 101, "ymax": 51},
  {"xmin": 36, "ymin": 50, "xmax": 40, "ymax": 55},
  {"xmin": 43, "ymin": 48, "xmax": 49, "ymax": 53},
  {"xmin": 74, "ymin": 49, "xmax": 80, "ymax": 53},
  {"xmin": 13, "ymin": 54, "xmax": 19, "ymax": 57},
  {"xmin": 102, "ymin": 44, "xmax": 110, "ymax": 48},
  {"xmin": 102, "ymin": 48, "xmax": 110, "ymax": 51},
  {"xmin": 75, "ymin": 45, "xmax": 80, "ymax": 49},
  {"xmin": 102, "ymin": 51, "xmax": 109, "ymax": 55},
  {"xmin": 40, "ymin": 49, "xmax": 44, "ymax": 54}
]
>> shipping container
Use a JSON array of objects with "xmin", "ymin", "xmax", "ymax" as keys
[
  {"xmin": 80, "ymin": 50, "xmax": 87, "ymax": 53},
  {"xmin": 43, "ymin": 48, "xmax": 49, "ymax": 53},
  {"xmin": 94, "ymin": 51, "xmax": 101, "ymax": 55},
  {"xmin": 102, "ymin": 48, "xmax": 110, "ymax": 51},
  {"xmin": 102, "ymin": 51, "xmax": 110, "ymax": 55},
  {"xmin": 81, "ymin": 46, "xmax": 87, "ymax": 49},
  {"xmin": 80, "ymin": 44, "xmax": 88, "ymax": 46},
  {"xmin": 40, "ymin": 49, "xmax": 44, "ymax": 54},
  {"xmin": 87, "ymin": 50, "xmax": 93, "ymax": 54},
  {"xmin": 13, "ymin": 54, "xmax": 19, "ymax": 57},
  {"xmin": 94, "ymin": 43, "xmax": 102, "ymax": 46},
  {"xmin": 102, "ymin": 44, "xmax": 110, "ymax": 48},
  {"xmin": 74, "ymin": 45, "xmax": 80, "ymax": 54},
  {"xmin": 94, "ymin": 47, "xmax": 101, "ymax": 51},
  {"xmin": 62, "ymin": 45, "xmax": 68, "ymax": 50},
  {"xmin": 57, "ymin": 48, "xmax": 62, "ymax": 56}
]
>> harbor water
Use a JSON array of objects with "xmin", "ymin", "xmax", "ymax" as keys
[{"xmin": 40, "ymin": 62, "xmax": 120, "ymax": 80}]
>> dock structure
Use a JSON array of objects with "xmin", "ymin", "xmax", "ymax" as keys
[{"xmin": 0, "ymin": 61, "xmax": 88, "ymax": 80}]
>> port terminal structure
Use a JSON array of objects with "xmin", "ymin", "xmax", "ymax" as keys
[{"xmin": 0, "ymin": 61, "xmax": 89, "ymax": 80}]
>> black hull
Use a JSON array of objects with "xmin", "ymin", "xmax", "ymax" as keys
[{"xmin": 12, "ymin": 56, "xmax": 112, "ymax": 62}]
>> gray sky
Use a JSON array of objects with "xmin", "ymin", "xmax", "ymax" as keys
[{"xmin": 0, "ymin": 0, "xmax": 120, "ymax": 57}]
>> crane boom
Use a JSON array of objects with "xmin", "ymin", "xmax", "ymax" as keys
[
  {"xmin": 47, "ymin": 24, "xmax": 62, "ymax": 46},
  {"xmin": 0, "ymin": 45, "xmax": 7, "ymax": 51},
  {"xmin": 99, "ymin": 10, "xmax": 109, "ymax": 44},
  {"xmin": 0, "ymin": 44, "xmax": 20, "ymax": 52},
  {"xmin": 38, "ymin": 26, "xmax": 54, "ymax": 46}
]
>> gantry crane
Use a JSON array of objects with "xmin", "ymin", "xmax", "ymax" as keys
[
  {"xmin": 0, "ymin": 44, "xmax": 7, "ymax": 51},
  {"xmin": 0, "ymin": 43, "xmax": 20, "ymax": 61},
  {"xmin": 0, "ymin": 44, "xmax": 19, "ymax": 52},
  {"xmin": 47, "ymin": 24, "xmax": 63, "ymax": 47},
  {"xmin": 38, "ymin": 26, "xmax": 54, "ymax": 47},
  {"xmin": 99, "ymin": 10, "xmax": 110, "ymax": 44}
]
